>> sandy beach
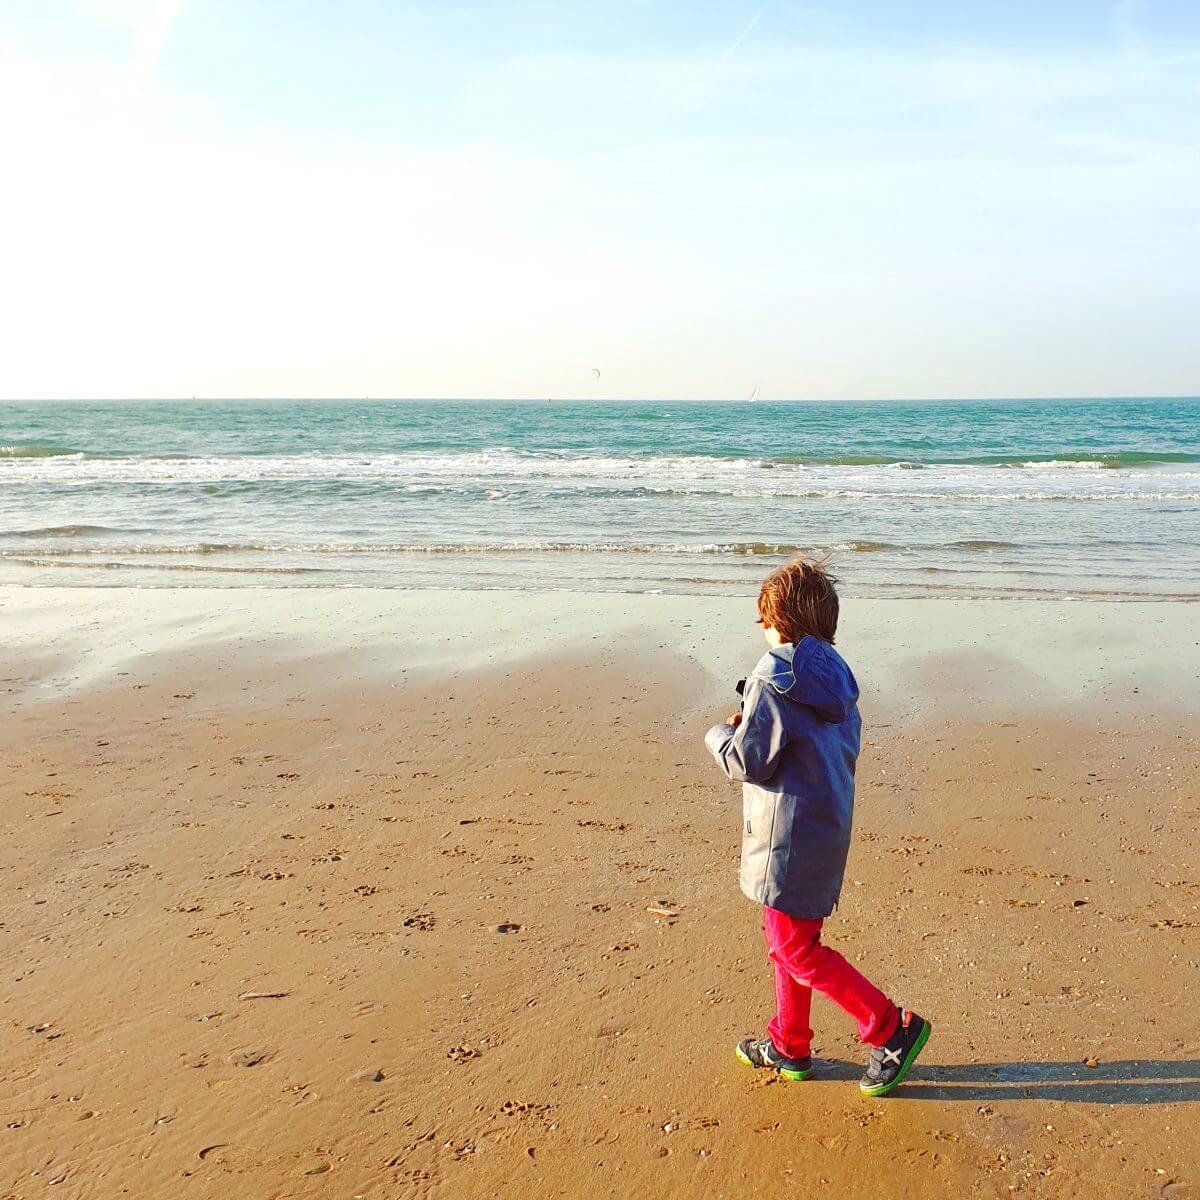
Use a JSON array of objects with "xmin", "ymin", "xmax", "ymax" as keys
[{"xmin": 2, "ymin": 588, "xmax": 1199, "ymax": 1199}]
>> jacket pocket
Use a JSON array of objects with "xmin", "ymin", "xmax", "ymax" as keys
[{"xmin": 740, "ymin": 789, "xmax": 775, "ymax": 902}]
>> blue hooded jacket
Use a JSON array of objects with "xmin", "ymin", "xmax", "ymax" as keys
[{"xmin": 705, "ymin": 637, "xmax": 862, "ymax": 920}]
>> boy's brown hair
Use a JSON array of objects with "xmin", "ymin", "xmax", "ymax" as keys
[{"xmin": 758, "ymin": 557, "xmax": 840, "ymax": 645}]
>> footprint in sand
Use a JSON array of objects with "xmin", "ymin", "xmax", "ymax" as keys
[
  {"xmin": 499, "ymin": 1100, "xmax": 552, "ymax": 1118},
  {"xmin": 601, "ymin": 942, "xmax": 638, "ymax": 959},
  {"xmin": 226, "ymin": 1047, "xmax": 271, "ymax": 1068}
]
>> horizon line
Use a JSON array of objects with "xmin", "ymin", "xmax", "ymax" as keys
[{"xmin": 2, "ymin": 394, "xmax": 1198, "ymax": 405}]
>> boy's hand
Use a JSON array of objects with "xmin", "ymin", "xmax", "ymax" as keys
[{"xmin": 727, "ymin": 711, "xmax": 742, "ymax": 728}]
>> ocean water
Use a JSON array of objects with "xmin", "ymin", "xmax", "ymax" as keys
[{"xmin": 2, "ymin": 397, "xmax": 1198, "ymax": 598}]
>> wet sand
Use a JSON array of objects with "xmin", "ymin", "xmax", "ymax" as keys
[{"xmin": 1, "ymin": 589, "xmax": 1199, "ymax": 1198}]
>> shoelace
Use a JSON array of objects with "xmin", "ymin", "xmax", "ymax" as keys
[
  {"xmin": 758, "ymin": 1041, "xmax": 782, "ymax": 1066},
  {"xmin": 868, "ymin": 1043, "xmax": 903, "ymax": 1074}
]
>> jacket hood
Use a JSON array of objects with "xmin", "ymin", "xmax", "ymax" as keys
[{"xmin": 752, "ymin": 637, "xmax": 859, "ymax": 723}]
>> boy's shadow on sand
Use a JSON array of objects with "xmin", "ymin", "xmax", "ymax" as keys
[{"xmin": 815, "ymin": 1059, "xmax": 1200, "ymax": 1104}]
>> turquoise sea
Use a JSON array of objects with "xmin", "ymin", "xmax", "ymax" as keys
[{"xmin": 2, "ymin": 397, "xmax": 1198, "ymax": 598}]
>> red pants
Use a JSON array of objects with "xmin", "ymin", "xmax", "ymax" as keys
[{"xmin": 764, "ymin": 905, "xmax": 899, "ymax": 1059}]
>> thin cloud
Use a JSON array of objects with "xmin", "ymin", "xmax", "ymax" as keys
[
  {"xmin": 718, "ymin": 5, "xmax": 765, "ymax": 70},
  {"xmin": 136, "ymin": 0, "xmax": 182, "ymax": 73},
  {"xmin": 672, "ymin": 5, "xmax": 765, "ymax": 110}
]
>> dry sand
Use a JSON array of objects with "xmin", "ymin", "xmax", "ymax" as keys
[{"xmin": 2, "ymin": 588, "xmax": 1199, "ymax": 1199}]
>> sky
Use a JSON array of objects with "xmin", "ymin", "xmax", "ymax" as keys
[{"xmin": 0, "ymin": 1, "xmax": 1197, "ymax": 400}]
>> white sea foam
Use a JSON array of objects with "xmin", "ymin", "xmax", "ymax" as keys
[
  {"xmin": 0, "ymin": 539, "xmax": 898, "ymax": 557},
  {"xmin": 2, "ymin": 449, "xmax": 1197, "ymax": 500}
]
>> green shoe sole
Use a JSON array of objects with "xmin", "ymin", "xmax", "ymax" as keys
[
  {"xmin": 779, "ymin": 1064, "xmax": 814, "ymax": 1082},
  {"xmin": 735, "ymin": 1045, "xmax": 814, "ymax": 1081},
  {"xmin": 859, "ymin": 1020, "xmax": 931, "ymax": 1097}
]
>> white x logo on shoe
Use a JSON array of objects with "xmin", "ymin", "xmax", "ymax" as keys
[{"xmin": 881, "ymin": 1047, "xmax": 902, "ymax": 1066}]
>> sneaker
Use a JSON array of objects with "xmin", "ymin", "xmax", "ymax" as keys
[
  {"xmin": 859, "ymin": 1009, "xmax": 930, "ymax": 1096},
  {"xmin": 735, "ymin": 1037, "xmax": 813, "ymax": 1082}
]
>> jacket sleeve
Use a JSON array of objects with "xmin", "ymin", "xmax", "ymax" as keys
[{"xmin": 704, "ymin": 677, "xmax": 789, "ymax": 784}]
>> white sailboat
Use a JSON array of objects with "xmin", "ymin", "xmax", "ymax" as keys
[{"xmin": 747, "ymin": 385, "xmax": 760, "ymax": 403}]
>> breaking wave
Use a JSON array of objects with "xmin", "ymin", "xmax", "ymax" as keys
[{"xmin": 3, "ymin": 449, "xmax": 1197, "ymax": 501}]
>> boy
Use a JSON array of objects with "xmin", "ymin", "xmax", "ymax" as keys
[{"xmin": 705, "ymin": 558, "xmax": 929, "ymax": 1096}]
